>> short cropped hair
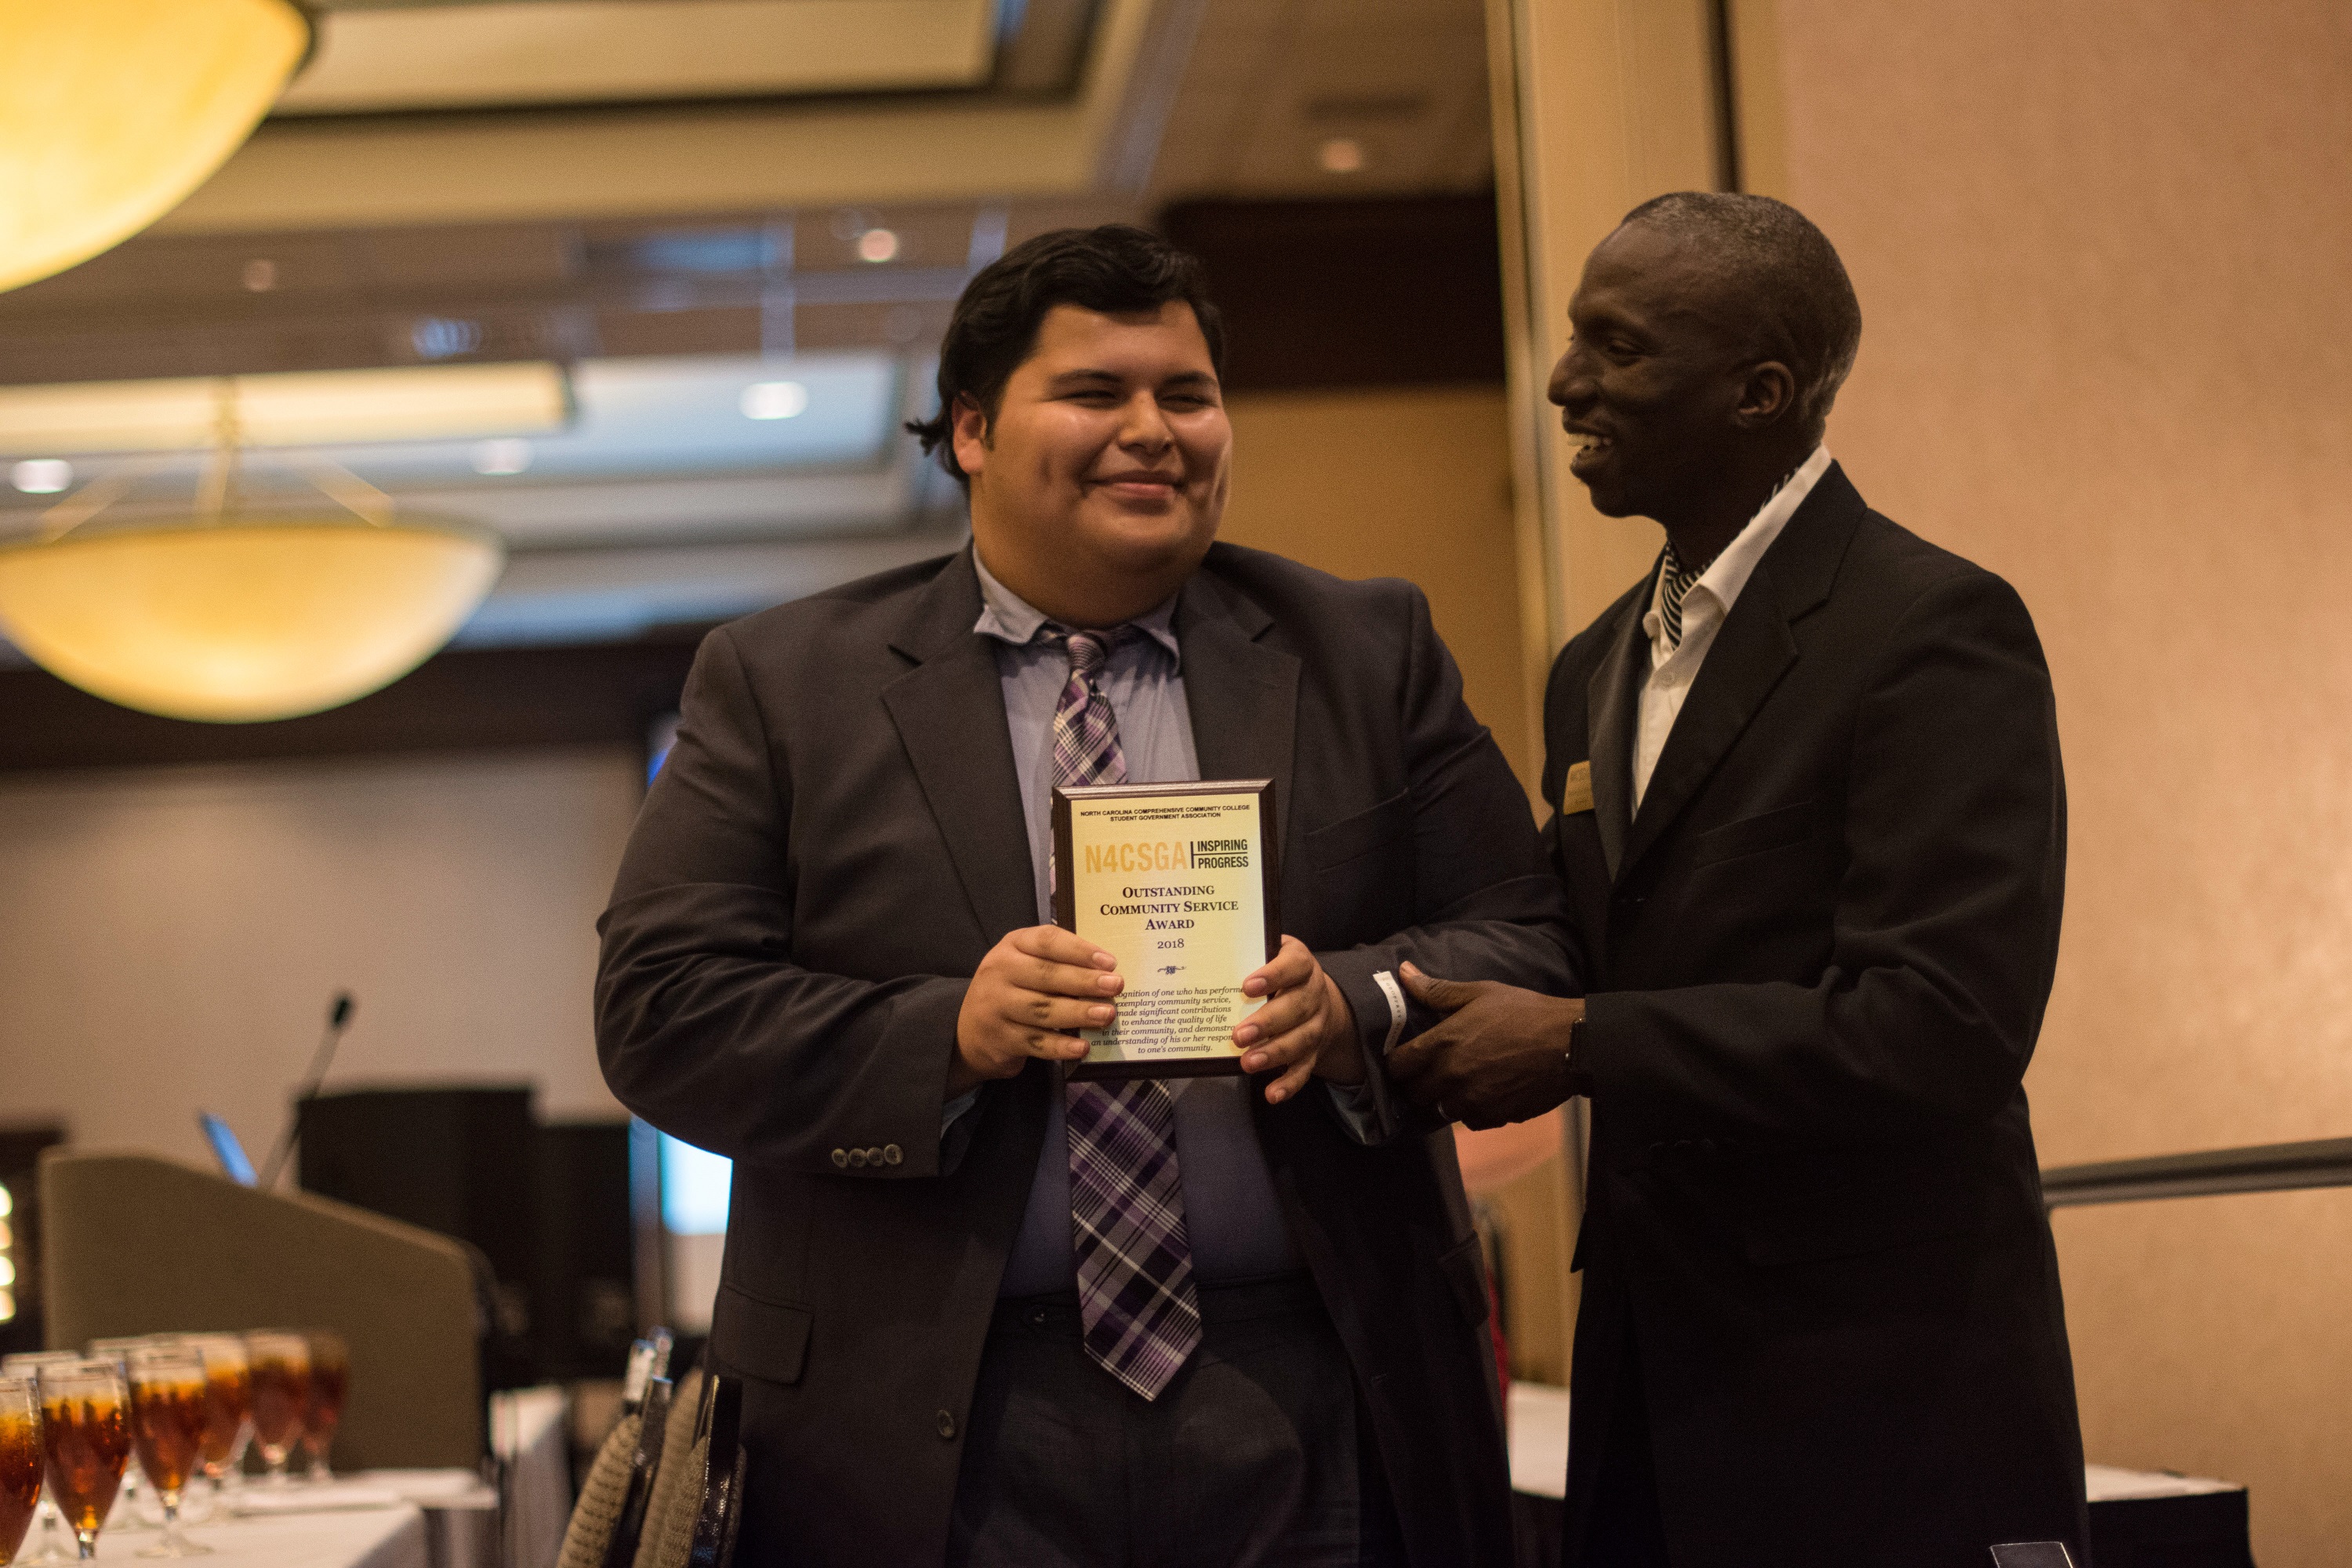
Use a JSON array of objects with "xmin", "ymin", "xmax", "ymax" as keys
[
  {"xmin": 1621, "ymin": 192, "xmax": 1862, "ymax": 437},
  {"xmin": 905, "ymin": 224, "xmax": 1225, "ymax": 485}
]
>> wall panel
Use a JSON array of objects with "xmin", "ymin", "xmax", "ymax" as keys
[
  {"xmin": 0, "ymin": 750, "xmax": 640, "ymax": 1173},
  {"xmin": 1749, "ymin": 2, "xmax": 2352, "ymax": 1558}
]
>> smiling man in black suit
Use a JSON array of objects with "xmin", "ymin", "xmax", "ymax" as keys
[
  {"xmin": 596, "ymin": 224, "xmax": 1570, "ymax": 1567},
  {"xmin": 1391, "ymin": 194, "xmax": 2088, "ymax": 1566}
]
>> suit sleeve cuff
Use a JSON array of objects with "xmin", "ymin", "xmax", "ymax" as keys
[{"xmin": 1316, "ymin": 950, "xmax": 1432, "ymax": 1144}]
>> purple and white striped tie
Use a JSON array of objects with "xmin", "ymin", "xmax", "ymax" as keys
[{"xmin": 1045, "ymin": 624, "xmax": 1202, "ymax": 1400}]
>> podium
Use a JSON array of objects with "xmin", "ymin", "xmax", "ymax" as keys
[{"xmin": 39, "ymin": 1150, "xmax": 483, "ymax": 1469}]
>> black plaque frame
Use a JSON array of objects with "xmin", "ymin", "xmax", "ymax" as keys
[{"xmin": 1051, "ymin": 778, "xmax": 1279, "ymax": 1081}]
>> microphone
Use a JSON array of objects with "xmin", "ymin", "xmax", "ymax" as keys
[{"xmin": 259, "ymin": 991, "xmax": 357, "ymax": 1190}]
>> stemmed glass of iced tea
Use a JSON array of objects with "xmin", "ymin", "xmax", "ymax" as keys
[
  {"xmin": 241, "ymin": 1334, "xmax": 309, "ymax": 1485},
  {"xmin": 83, "ymin": 1340, "xmax": 158, "ymax": 1531},
  {"xmin": 299, "ymin": 1331, "xmax": 347, "ymax": 1484},
  {"xmin": 180, "ymin": 1338, "xmax": 250, "ymax": 1510},
  {"xmin": 34, "ymin": 1359, "xmax": 129, "ymax": 1561},
  {"xmin": 124, "ymin": 1348, "xmax": 210, "ymax": 1558},
  {"xmin": 0, "ymin": 1377, "xmax": 42, "ymax": 1566},
  {"xmin": 0, "ymin": 1356, "xmax": 78, "ymax": 1565}
]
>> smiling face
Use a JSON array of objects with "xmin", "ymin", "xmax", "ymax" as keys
[
  {"xmin": 957, "ymin": 300, "xmax": 1231, "ymax": 627},
  {"xmin": 1547, "ymin": 222, "xmax": 1794, "ymax": 526}
]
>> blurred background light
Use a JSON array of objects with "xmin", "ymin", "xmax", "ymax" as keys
[
  {"xmin": 9, "ymin": 460, "xmax": 71, "ymax": 495},
  {"xmin": 1319, "ymin": 136, "xmax": 1367, "ymax": 174},
  {"xmin": 739, "ymin": 380, "xmax": 810, "ymax": 421},
  {"xmin": 472, "ymin": 439, "xmax": 534, "ymax": 477}
]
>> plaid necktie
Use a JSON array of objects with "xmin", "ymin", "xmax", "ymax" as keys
[{"xmin": 1042, "ymin": 623, "xmax": 1202, "ymax": 1400}]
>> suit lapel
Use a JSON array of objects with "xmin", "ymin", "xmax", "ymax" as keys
[
  {"xmin": 1174, "ymin": 570, "xmax": 1299, "ymax": 849},
  {"xmin": 879, "ymin": 551, "xmax": 1040, "ymax": 942},
  {"xmin": 1586, "ymin": 568, "xmax": 1653, "ymax": 884},
  {"xmin": 1617, "ymin": 462, "xmax": 1867, "ymax": 876}
]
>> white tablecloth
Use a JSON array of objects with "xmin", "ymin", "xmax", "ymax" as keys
[
  {"xmin": 1508, "ymin": 1381, "xmax": 2246, "ymax": 1508},
  {"xmin": 1507, "ymin": 1381, "xmax": 1573, "ymax": 1500},
  {"xmin": 87, "ymin": 1502, "xmax": 428, "ymax": 1568}
]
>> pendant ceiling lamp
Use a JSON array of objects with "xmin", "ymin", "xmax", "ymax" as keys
[
  {"xmin": 0, "ymin": 0, "xmax": 312, "ymax": 294},
  {"xmin": 0, "ymin": 389, "xmax": 504, "ymax": 724}
]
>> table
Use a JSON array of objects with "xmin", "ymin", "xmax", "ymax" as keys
[
  {"xmin": 85, "ymin": 1502, "xmax": 428, "ymax": 1568},
  {"xmin": 1505, "ymin": 1382, "xmax": 2254, "ymax": 1568}
]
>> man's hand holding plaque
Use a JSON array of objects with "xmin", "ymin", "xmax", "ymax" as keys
[
  {"xmin": 950, "ymin": 925, "xmax": 1122, "ymax": 1093},
  {"xmin": 950, "ymin": 925, "xmax": 1362, "ymax": 1104},
  {"xmin": 957, "ymin": 778, "xmax": 1360, "ymax": 1102},
  {"xmin": 1232, "ymin": 933, "xmax": 1363, "ymax": 1103}
]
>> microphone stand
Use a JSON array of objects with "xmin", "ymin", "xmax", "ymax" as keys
[{"xmin": 259, "ymin": 993, "xmax": 354, "ymax": 1191}]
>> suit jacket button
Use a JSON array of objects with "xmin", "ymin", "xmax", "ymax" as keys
[
  {"xmin": 936, "ymin": 1410, "xmax": 957, "ymax": 1440},
  {"xmin": 830, "ymin": 1149, "xmax": 848, "ymax": 1168},
  {"xmin": 883, "ymin": 1144, "xmax": 903, "ymax": 1166},
  {"xmin": 848, "ymin": 1149, "xmax": 869, "ymax": 1168}
]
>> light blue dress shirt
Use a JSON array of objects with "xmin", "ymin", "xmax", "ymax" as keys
[{"xmin": 967, "ymin": 552, "xmax": 1310, "ymax": 1296}]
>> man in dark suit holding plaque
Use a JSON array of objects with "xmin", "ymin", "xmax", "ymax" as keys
[
  {"xmin": 595, "ymin": 225, "xmax": 1571, "ymax": 1566},
  {"xmin": 1391, "ymin": 194, "xmax": 2087, "ymax": 1565}
]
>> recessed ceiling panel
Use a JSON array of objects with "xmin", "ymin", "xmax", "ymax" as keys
[
  {"xmin": 278, "ymin": 0, "xmax": 1003, "ymax": 117},
  {"xmin": 0, "ymin": 352, "xmax": 918, "ymax": 552},
  {"xmin": 0, "ymin": 364, "xmax": 571, "ymax": 454},
  {"xmin": 313, "ymin": 352, "xmax": 902, "ymax": 484}
]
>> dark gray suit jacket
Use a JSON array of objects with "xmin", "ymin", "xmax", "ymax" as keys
[
  {"xmin": 1544, "ymin": 465, "xmax": 2087, "ymax": 1566},
  {"xmin": 596, "ymin": 543, "xmax": 1573, "ymax": 1566}
]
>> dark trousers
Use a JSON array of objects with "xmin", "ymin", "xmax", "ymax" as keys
[
  {"xmin": 947, "ymin": 1276, "xmax": 1410, "ymax": 1568},
  {"xmin": 1563, "ymin": 1283, "xmax": 1672, "ymax": 1568}
]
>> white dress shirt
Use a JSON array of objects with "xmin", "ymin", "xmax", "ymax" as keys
[{"xmin": 1633, "ymin": 445, "xmax": 1833, "ymax": 811}]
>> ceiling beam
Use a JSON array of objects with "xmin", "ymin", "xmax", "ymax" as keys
[{"xmin": 152, "ymin": 0, "xmax": 1172, "ymax": 234}]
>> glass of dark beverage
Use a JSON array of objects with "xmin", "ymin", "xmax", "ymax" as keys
[
  {"xmin": 34, "ymin": 1359, "xmax": 129, "ymax": 1561},
  {"xmin": 82, "ymin": 1341, "xmax": 158, "ymax": 1532},
  {"xmin": 298, "ymin": 1331, "xmax": 348, "ymax": 1484},
  {"xmin": 124, "ymin": 1348, "xmax": 210, "ymax": 1558},
  {"xmin": 180, "ymin": 1338, "xmax": 249, "ymax": 1510},
  {"xmin": 240, "ymin": 1334, "xmax": 309, "ymax": 1485},
  {"xmin": 0, "ymin": 1355, "xmax": 78, "ymax": 1565},
  {"xmin": 0, "ymin": 1377, "xmax": 42, "ymax": 1566}
]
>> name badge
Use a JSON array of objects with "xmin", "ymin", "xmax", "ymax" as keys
[{"xmin": 1560, "ymin": 760, "xmax": 1594, "ymax": 815}]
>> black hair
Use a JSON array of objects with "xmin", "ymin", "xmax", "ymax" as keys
[
  {"xmin": 904, "ymin": 224, "xmax": 1225, "ymax": 485},
  {"xmin": 1621, "ymin": 191, "xmax": 1862, "ymax": 437}
]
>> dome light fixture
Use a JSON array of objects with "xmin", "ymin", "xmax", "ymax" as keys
[
  {"xmin": 0, "ymin": 0, "xmax": 314, "ymax": 295},
  {"xmin": 0, "ymin": 385, "xmax": 503, "ymax": 724}
]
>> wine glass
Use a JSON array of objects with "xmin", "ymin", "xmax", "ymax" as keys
[
  {"xmin": 0, "ymin": 1377, "xmax": 42, "ymax": 1566},
  {"xmin": 84, "ymin": 1340, "xmax": 158, "ymax": 1531},
  {"xmin": 0, "ymin": 1356, "xmax": 82, "ymax": 1566},
  {"xmin": 240, "ymin": 1334, "xmax": 308, "ymax": 1486},
  {"xmin": 123, "ymin": 1349, "xmax": 210, "ymax": 1559},
  {"xmin": 180, "ymin": 1338, "xmax": 249, "ymax": 1514},
  {"xmin": 34, "ymin": 1359, "xmax": 129, "ymax": 1561},
  {"xmin": 297, "ymin": 1331, "xmax": 347, "ymax": 1484}
]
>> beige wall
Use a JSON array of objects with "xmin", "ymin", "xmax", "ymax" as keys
[
  {"xmin": 1221, "ymin": 387, "xmax": 1532, "ymax": 780},
  {"xmin": 0, "ymin": 750, "xmax": 640, "ymax": 1174},
  {"xmin": 1745, "ymin": 2, "xmax": 2352, "ymax": 1559}
]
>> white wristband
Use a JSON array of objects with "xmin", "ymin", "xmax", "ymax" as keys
[{"xmin": 1371, "ymin": 969, "xmax": 1408, "ymax": 1055}]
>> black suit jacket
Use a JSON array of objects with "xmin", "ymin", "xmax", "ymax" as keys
[
  {"xmin": 596, "ymin": 543, "xmax": 1573, "ymax": 1566},
  {"xmin": 1542, "ymin": 466, "xmax": 2087, "ymax": 1566}
]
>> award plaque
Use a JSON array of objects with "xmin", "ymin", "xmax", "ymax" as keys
[{"xmin": 1051, "ymin": 778, "xmax": 1279, "ymax": 1080}]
